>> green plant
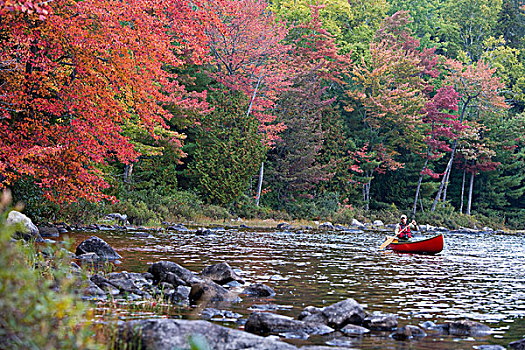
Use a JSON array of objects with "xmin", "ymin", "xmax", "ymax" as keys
[{"xmin": 0, "ymin": 191, "xmax": 101, "ymax": 349}]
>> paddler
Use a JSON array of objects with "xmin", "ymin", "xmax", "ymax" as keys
[{"xmin": 395, "ymin": 214, "xmax": 419, "ymax": 241}]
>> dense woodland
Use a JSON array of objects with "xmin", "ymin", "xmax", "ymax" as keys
[{"xmin": 1, "ymin": 0, "xmax": 524, "ymax": 229}]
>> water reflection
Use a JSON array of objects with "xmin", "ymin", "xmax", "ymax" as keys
[{"xmin": 69, "ymin": 228, "xmax": 525, "ymax": 349}]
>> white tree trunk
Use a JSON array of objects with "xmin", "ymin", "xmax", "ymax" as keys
[
  {"xmin": 255, "ymin": 162, "xmax": 264, "ymax": 206},
  {"xmin": 467, "ymin": 172, "xmax": 475, "ymax": 215}
]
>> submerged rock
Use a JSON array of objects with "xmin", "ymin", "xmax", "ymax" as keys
[{"xmin": 116, "ymin": 318, "xmax": 298, "ymax": 350}]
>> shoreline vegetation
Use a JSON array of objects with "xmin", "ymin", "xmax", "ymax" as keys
[{"xmin": 1, "ymin": 191, "xmax": 524, "ymax": 350}]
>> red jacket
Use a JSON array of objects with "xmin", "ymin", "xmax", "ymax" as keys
[{"xmin": 398, "ymin": 223, "xmax": 412, "ymax": 239}]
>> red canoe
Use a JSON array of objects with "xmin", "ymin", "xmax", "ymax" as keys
[{"xmin": 386, "ymin": 233, "xmax": 444, "ymax": 255}]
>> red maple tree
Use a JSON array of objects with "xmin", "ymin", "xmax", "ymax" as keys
[{"xmin": 0, "ymin": 0, "xmax": 213, "ymax": 202}]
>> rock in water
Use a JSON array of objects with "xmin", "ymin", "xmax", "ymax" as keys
[
  {"xmin": 116, "ymin": 318, "xmax": 298, "ymax": 350},
  {"xmin": 75, "ymin": 236, "xmax": 121, "ymax": 260}
]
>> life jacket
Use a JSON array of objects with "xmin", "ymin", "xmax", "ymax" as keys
[{"xmin": 398, "ymin": 223, "xmax": 412, "ymax": 239}]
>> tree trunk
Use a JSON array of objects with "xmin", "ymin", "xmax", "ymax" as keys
[
  {"xmin": 123, "ymin": 163, "xmax": 134, "ymax": 183},
  {"xmin": 431, "ymin": 96, "xmax": 472, "ymax": 212},
  {"xmin": 413, "ymin": 158, "xmax": 429, "ymax": 216},
  {"xmin": 431, "ymin": 144, "xmax": 456, "ymax": 212},
  {"xmin": 460, "ymin": 168, "xmax": 466, "ymax": 213},
  {"xmin": 364, "ymin": 172, "xmax": 371, "ymax": 211},
  {"xmin": 255, "ymin": 162, "xmax": 264, "ymax": 206},
  {"xmin": 467, "ymin": 172, "xmax": 475, "ymax": 215},
  {"xmin": 442, "ymin": 163, "xmax": 452, "ymax": 203}
]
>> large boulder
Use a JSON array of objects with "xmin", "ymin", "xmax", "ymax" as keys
[
  {"xmin": 6, "ymin": 211, "xmax": 42, "ymax": 241},
  {"xmin": 201, "ymin": 262, "xmax": 244, "ymax": 285},
  {"xmin": 75, "ymin": 236, "xmax": 121, "ymax": 260},
  {"xmin": 244, "ymin": 312, "xmax": 333, "ymax": 338},
  {"xmin": 116, "ymin": 318, "xmax": 298, "ymax": 350},
  {"xmin": 300, "ymin": 299, "xmax": 367, "ymax": 330},
  {"xmin": 147, "ymin": 261, "xmax": 202, "ymax": 286}
]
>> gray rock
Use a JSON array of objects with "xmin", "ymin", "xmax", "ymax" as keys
[
  {"xmin": 242, "ymin": 283, "xmax": 275, "ymax": 297},
  {"xmin": 81, "ymin": 281, "xmax": 108, "ymax": 301},
  {"xmin": 6, "ymin": 211, "xmax": 43, "ymax": 241},
  {"xmin": 167, "ymin": 224, "xmax": 189, "ymax": 232},
  {"xmin": 351, "ymin": 219, "xmax": 365, "ymax": 228},
  {"xmin": 201, "ymin": 308, "xmax": 242, "ymax": 321},
  {"xmin": 321, "ymin": 298, "xmax": 367, "ymax": 329},
  {"xmin": 340, "ymin": 324, "xmax": 370, "ymax": 336},
  {"xmin": 77, "ymin": 252, "xmax": 100, "ymax": 260},
  {"xmin": 392, "ymin": 325, "xmax": 427, "ymax": 340},
  {"xmin": 38, "ymin": 226, "xmax": 60, "ymax": 237},
  {"xmin": 147, "ymin": 261, "xmax": 202, "ymax": 285},
  {"xmin": 201, "ymin": 262, "xmax": 244, "ymax": 285},
  {"xmin": 244, "ymin": 312, "xmax": 333, "ymax": 337},
  {"xmin": 116, "ymin": 318, "xmax": 298, "ymax": 350},
  {"xmin": 510, "ymin": 339, "xmax": 525, "ymax": 350},
  {"xmin": 319, "ymin": 222, "xmax": 334, "ymax": 230},
  {"xmin": 90, "ymin": 274, "xmax": 120, "ymax": 295},
  {"xmin": 165, "ymin": 285, "xmax": 191, "ymax": 304},
  {"xmin": 442, "ymin": 320, "xmax": 492, "ymax": 336},
  {"xmin": 105, "ymin": 213, "xmax": 128, "ymax": 225},
  {"xmin": 106, "ymin": 272, "xmax": 151, "ymax": 296},
  {"xmin": 189, "ymin": 280, "xmax": 233, "ymax": 304},
  {"xmin": 373, "ymin": 220, "xmax": 384, "ymax": 226},
  {"xmin": 277, "ymin": 222, "xmax": 293, "ymax": 230},
  {"xmin": 475, "ymin": 346, "xmax": 506, "ymax": 350},
  {"xmin": 363, "ymin": 313, "xmax": 398, "ymax": 331},
  {"xmin": 75, "ymin": 236, "xmax": 121, "ymax": 260}
]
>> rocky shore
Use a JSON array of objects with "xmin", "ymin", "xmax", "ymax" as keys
[{"xmin": 6, "ymin": 210, "xmax": 525, "ymax": 349}]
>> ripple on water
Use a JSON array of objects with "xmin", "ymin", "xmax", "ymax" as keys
[{"xmin": 70, "ymin": 228, "xmax": 525, "ymax": 349}]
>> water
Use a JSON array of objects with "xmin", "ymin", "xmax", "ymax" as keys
[{"xmin": 68, "ymin": 227, "xmax": 525, "ymax": 349}]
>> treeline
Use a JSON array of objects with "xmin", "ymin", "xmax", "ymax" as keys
[{"xmin": 1, "ymin": 0, "xmax": 523, "ymax": 228}]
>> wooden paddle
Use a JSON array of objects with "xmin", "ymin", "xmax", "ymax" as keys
[{"xmin": 379, "ymin": 224, "xmax": 410, "ymax": 250}]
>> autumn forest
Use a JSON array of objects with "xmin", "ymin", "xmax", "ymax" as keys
[{"xmin": 1, "ymin": 0, "xmax": 524, "ymax": 229}]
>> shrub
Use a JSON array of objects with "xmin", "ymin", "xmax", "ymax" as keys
[
  {"xmin": 0, "ymin": 192, "xmax": 101, "ymax": 349},
  {"xmin": 201, "ymin": 205, "xmax": 232, "ymax": 220}
]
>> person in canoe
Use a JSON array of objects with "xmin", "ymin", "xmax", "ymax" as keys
[{"xmin": 395, "ymin": 214, "xmax": 419, "ymax": 241}]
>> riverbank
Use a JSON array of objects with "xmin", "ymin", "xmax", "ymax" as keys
[{"xmin": 3, "ymin": 200, "xmax": 525, "ymax": 349}]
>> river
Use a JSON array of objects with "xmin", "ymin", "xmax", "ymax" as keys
[{"xmin": 69, "ymin": 226, "xmax": 525, "ymax": 349}]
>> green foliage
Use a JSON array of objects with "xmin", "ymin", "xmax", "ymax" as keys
[
  {"xmin": 189, "ymin": 91, "xmax": 266, "ymax": 205},
  {"xmin": 201, "ymin": 205, "xmax": 232, "ymax": 221},
  {"xmin": 11, "ymin": 177, "xmax": 59, "ymax": 224},
  {"xmin": 282, "ymin": 192, "xmax": 340, "ymax": 220},
  {"xmin": 0, "ymin": 199, "xmax": 100, "ymax": 349},
  {"xmin": 231, "ymin": 195, "xmax": 290, "ymax": 221},
  {"xmin": 111, "ymin": 188, "xmax": 203, "ymax": 224}
]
